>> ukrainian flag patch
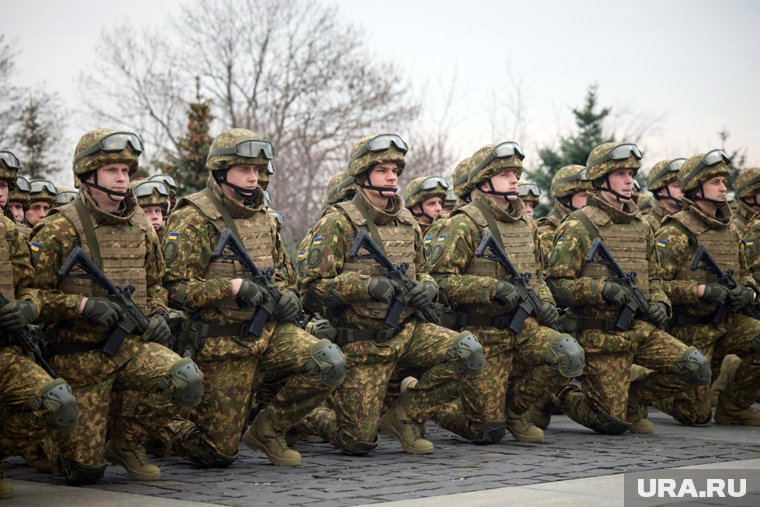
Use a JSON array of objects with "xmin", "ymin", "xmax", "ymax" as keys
[
  {"xmin": 746, "ymin": 239, "xmax": 755, "ymax": 247},
  {"xmin": 297, "ymin": 251, "xmax": 306, "ymax": 259},
  {"xmin": 167, "ymin": 232, "xmax": 179, "ymax": 241},
  {"xmin": 437, "ymin": 234, "xmax": 446, "ymax": 241},
  {"xmin": 424, "ymin": 236, "xmax": 433, "ymax": 244},
  {"xmin": 312, "ymin": 236, "xmax": 323, "ymax": 245},
  {"xmin": 30, "ymin": 241, "xmax": 40, "ymax": 252},
  {"xmin": 656, "ymin": 239, "xmax": 668, "ymax": 248},
  {"xmin": 556, "ymin": 237, "xmax": 565, "ymax": 246}
]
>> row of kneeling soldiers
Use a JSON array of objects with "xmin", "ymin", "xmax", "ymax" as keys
[{"xmin": 1, "ymin": 130, "xmax": 759, "ymax": 501}]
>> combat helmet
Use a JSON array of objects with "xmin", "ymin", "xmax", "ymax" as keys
[
  {"xmin": 404, "ymin": 176, "xmax": 449, "ymax": 222},
  {"xmin": 322, "ymin": 170, "xmax": 356, "ymax": 209},
  {"xmin": 206, "ymin": 128, "xmax": 273, "ymax": 200},
  {"xmin": 466, "ymin": 142, "xmax": 524, "ymax": 198},
  {"xmin": 451, "ymin": 157, "xmax": 473, "ymax": 200},
  {"xmin": 132, "ymin": 179, "xmax": 170, "ymax": 213},
  {"xmin": 54, "ymin": 188, "xmax": 79, "ymax": 208},
  {"xmin": 0, "ymin": 150, "xmax": 20, "ymax": 190},
  {"xmin": 149, "ymin": 173, "xmax": 178, "ymax": 203},
  {"xmin": 29, "ymin": 179, "xmax": 58, "ymax": 205},
  {"xmin": 584, "ymin": 142, "xmax": 642, "ymax": 201},
  {"xmin": 518, "ymin": 183, "xmax": 541, "ymax": 204},
  {"xmin": 679, "ymin": 150, "xmax": 731, "ymax": 205},
  {"xmin": 7, "ymin": 175, "xmax": 31, "ymax": 209},
  {"xmin": 347, "ymin": 134, "xmax": 407, "ymax": 193},
  {"xmin": 733, "ymin": 167, "xmax": 760, "ymax": 202},
  {"xmin": 73, "ymin": 128, "xmax": 143, "ymax": 199}
]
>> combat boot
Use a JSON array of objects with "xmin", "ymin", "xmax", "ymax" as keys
[
  {"xmin": 528, "ymin": 402, "xmax": 553, "ymax": 430},
  {"xmin": 629, "ymin": 418, "xmax": 654, "ymax": 434},
  {"xmin": 379, "ymin": 404, "xmax": 434, "ymax": 454},
  {"xmin": 399, "ymin": 377, "xmax": 426, "ymax": 437},
  {"xmin": 0, "ymin": 465, "xmax": 12, "ymax": 500},
  {"xmin": 710, "ymin": 355, "xmax": 741, "ymax": 408},
  {"xmin": 243, "ymin": 410, "xmax": 301, "ymax": 466},
  {"xmin": 506, "ymin": 408, "xmax": 544, "ymax": 443},
  {"xmin": 105, "ymin": 439, "xmax": 161, "ymax": 481},
  {"xmin": 627, "ymin": 400, "xmax": 653, "ymax": 434},
  {"xmin": 715, "ymin": 392, "xmax": 760, "ymax": 426}
]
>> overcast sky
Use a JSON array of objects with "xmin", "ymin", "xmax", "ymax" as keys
[{"xmin": 2, "ymin": 0, "xmax": 759, "ymax": 185}]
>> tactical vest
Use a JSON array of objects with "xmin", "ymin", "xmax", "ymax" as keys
[
  {"xmin": 0, "ymin": 218, "xmax": 15, "ymax": 299},
  {"xmin": 185, "ymin": 190, "xmax": 275, "ymax": 322},
  {"xmin": 57, "ymin": 200, "xmax": 149, "ymax": 310},
  {"xmin": 575, "ymin": 206, "xmax": 650, "ymax": 297},
  {"xmin": 337, "ymin": 199, "xmax": 417, "ymax": 321},
  {"xmin": 667, "ymin": 209, "xmax": 740, "ymax": 285},
  {"xmin": 536, "ymin": 212, "xmax": 561, "ymax": 232}
]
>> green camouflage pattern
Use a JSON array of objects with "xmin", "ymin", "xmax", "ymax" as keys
[
  {"xmin": 644, "ymin": 199, "xmax": 671, "ymax": 233},
  {"xmin": 322, "ymin": 170, "xmax": 356, "ymax": 209},
  {"xmin": 206, "ymin": 128, "xmax": 271, "ymax": 172},
  {"xmin": 0, "ymin": 151, "xmax": 18, "ymax": 186},
  {"xmin": 467, "ymin": 144, "xmax": 523, "ymax": 186},
  {"xmin": 551, "ymin": 165, "xmax": 591, "ymax": 198},
  {"xmin": 404, "ymin": 176, "xmax": 448, "ymax": 209},
  {"xmin": 346, "ymin": 135, "xmax": 406, "ymax": 178},
  {"xmin": 585, "ymin": 142, "xmax": 641, "ymax": 182},
  {"xmin": 743, "ymin": 214, "xmax": 760, "ymax": 286},
  {"xmin": 678, "ymin": 153, "xmax": 730, "ymax": 193},
  {"xmin": 647, "ymin": 159, "xmax": 680, "ymax": 191},
  {"xmin": 536, "ymin": 203, "xmax": 568, "ymax": 272},
  {"xmin": 451, "ymin": 157, "xmax": 473, "ymax": 198},
  {"xmin": 73, "ymin": 128, "xmax": 140, "ymax": 177},
  {"xmin": 732, "ymin": 167, "xmax": 760, "ymax": 199},
  {"xmin": 732, "ymin": 200, "xmax": 758, "ymax": 231}
]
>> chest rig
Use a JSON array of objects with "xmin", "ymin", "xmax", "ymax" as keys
[
  {"xmin": 185, "ymin": 188, "xmax": 276, "ymax": 322},
  {"xmin": 57, "ymin": 198, "xmax": 149, "ymax": 310},
  {"xmin": 337, "ymin": 197, "xmax": 417, "ymax": 321},
  {"xmin": 0, "ymin": 218, "xmax": 15, "ymax": 299}
]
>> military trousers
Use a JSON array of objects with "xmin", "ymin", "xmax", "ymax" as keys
[
  {"xmin": 304, "ymin": 318, "xmax": 472, "ymax": 454},
  {"xmin": 658, "ymin": 312, "xmax": 760, "ymax": 425},
  {"xmin": 47, "ymin": 337, "xmax": 183, "ymax": 467},
  {"xmin": 162, "ymin": 323, "xmax": 333, "ymax": 463},
  {"xmin": 0, "ymin": 346, "xmax": 58, "ymax": 458}
]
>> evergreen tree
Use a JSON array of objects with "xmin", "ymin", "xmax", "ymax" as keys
[
  {"xmin": 156, "ymin": 78, "xmax": 213, "ymax": 196},
  {"xmin": 13, "ymin": 90, "xmax": 64, "ymax": 179},
  {"xmin": 526, "ymin": 83, "xmax": 615, "ymax": 217}
]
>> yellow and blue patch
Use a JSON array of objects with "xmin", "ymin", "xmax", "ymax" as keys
[
  {"xmin": 556, "ymin": 237, "xmax": 565, "ymax": 246},
  {"xmin": 746, "ymin": 239, "xmax": 755, "ymax": 247},
  {"xmin": 167, "ymin": 232, "xmax": 179, "ymax": 241},
  {"xmin": 437, "ymin": 234, "xmax": 446, "ymax": 242},
  {"xmin": 656, "ymin": 239, "xmax": 668, "ymax": 248},
  {"xmin": 312, "ymin": 236, "xmax": 323, "ymax": 246},
  {"xmin": 297, "ymin": 251, "xmax": 306, "ymax": 259},
  {"xmin": 30, "ymin": 241, "xmax": 41, "ymax": 252},
  {"xmin": 424, "ymin": 236, "xmax": 433, "ymax": 244}
]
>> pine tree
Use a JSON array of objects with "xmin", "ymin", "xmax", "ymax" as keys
[
  {"xmin": 526, "ymin": 83, "xmax": 615, "ymax": 216},
  {"xmin": 156, "ymin": 78, "xmax": 213, "ymax": 196},
  {"xmin": 13, "ymin": 90, "xmax": 63, "ymax": 179}
]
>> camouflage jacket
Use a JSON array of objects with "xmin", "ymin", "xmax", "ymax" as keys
[
  {"xmin": 0, "ymin": 214, "xmax": 39, "ymax": 307},
  {"xmin": 731, "ymin": 200, "xmax": 759, "ymax": 233},
  {"xmin": 536, "ymin": 201, "xmax": 572, "ymax": 272},
  {"xmin": 743, "ymin": 214, "xmax": 760, "ymax": 287},
  {"xmin": 644, "ymin": 199, "xmax": 673, "ymax": 234}
]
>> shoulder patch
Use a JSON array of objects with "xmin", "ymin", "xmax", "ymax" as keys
[
  {"xmin": 656, "ymin": 239, "xmax": 668, "ymax": 248},
  {"xmin": 167, "ymin": 231, "xmax": 179, "ymax": 241},
  {"xmin": 30, "ymin": 241, "xmax": 41, "ymax": 252},
  {"xmin": 307, "ymin": 248, "xmax": 322, "ymax": 268},
  {"xmin": 437, "ymin": 234, "xmax": 446, "ymax": 242},
  {"xmin": 312, "ymin": 236, "xmax": 323, "ymax": 246},
  {"xmin": 555, "ymin": 237, "xmax": 565, "ymax": 246},
  {"xmin": 430, "ymin": 244, "xmax": 444, "ymax": 263},
  {"xmin": 745, "ymin": 239, "xmax": 755, "ymax": 247},
  {"xmin": 163, "ymin": 241, "xmax": 178, "ymax": 263}
]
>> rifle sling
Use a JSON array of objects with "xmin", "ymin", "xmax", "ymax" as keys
[
  {"xmin": 202, "ymin": 187, "xmax": 244, "ymax": 243},
  {"xmin": 351, "ymin": 193, "xmax": 386, "ymax": 255},
  {"xmin": 472, "ymin": 198, "xmax": 506, "ymax": 252},
  {"xmin": 74, "ymin": 198, "xmax": 103, "ymax": 267},
  {"xmin": 573, "ymin": 209, "xmax": 600, "ymax": 242}
]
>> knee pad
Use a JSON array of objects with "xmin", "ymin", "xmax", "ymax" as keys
[
  {"xmin": 34, "ymin": 378, "xmax": 78, "ymax": 434},
  {"xmin": 673, "ymin": 346, "xmax": 712, "ymax": 386},
  {"xmin": 304, "ymin": 339, "xmax": 346, "ymax": 387},
  {"xmin": 544, "ymin": 334, "xmax": 585, "ymax": 378},
  {"xmin": 337, "ymin": 433, "xmax": 379, "ymax": 456},
  {"xmin": 447, "ymin": 332, "xmax": 485, "ymax": 375},
  {"xmin": 189, "ymin": 436, "xmax": 238, "ymax": 468},
  {"xmin": 472, "ymin": 420, "xmax": 506, "ymax": 445},
  {"xmin": 164, "ymin": 357, "xmax": 204, "ymax": 407},
  {"xmin": 59, "ymin": 458, "xmax": 106, "ymax": 485}
]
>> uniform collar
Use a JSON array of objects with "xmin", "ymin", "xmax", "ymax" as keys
[
  {"xmin": 681, "ymin": 197, "xmax": 732, "ymax": 230},
  {"xmin": 81, "ymin": 186, "xmax": 137, "ymax": 225},
  {"xmin": 472, "ymin": 190, "xmax": 525, "ymax": 223},
  {"xmin": 208, "ymin": 177, "xmax": 264, "ymax": 219},
  {"xmin": 586, "ymin": 190, "xmax": 640, "ymax": 224},
  {"xmin": 357, "ymin": 188, "xmax": 402, "ymax": 225}
]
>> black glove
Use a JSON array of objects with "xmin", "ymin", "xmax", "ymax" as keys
[
  {"xmin": 0, "ymin": 299, "xmax": 38, "ymax": 330},
  {"xmin": 728, "ymin": 285, "xmax": 755, "ymax": 310},
  {"xmin": 493, "ymin": 281, "xmax": 520, "ymax": 312},
  {"xmin": 141, "ymin": 314, "xmax": 171, "ymax": 345},
  {"xmin": 700, "ymin": 283, "xmax": 730, "ymax": 305},
  {"xmin": 602, "ymin": 282, "xmax": 630, "ymax": 308},
  {"xmin": 236, "ymin": 279, "xmax": 264, "ymax": 308},
  {"xmin": 406, "ymin": 281, "xmax": 437, "ymax": 309},
  {"xmin": 647, "ymin": 302, "xmax": 668, "ymax": 327},
  {"xmin": 275, "ymin": 290, "xmax": 302, "ymax": 321},
  {"xmin": 536, "ymin": 301, "xmax": 560, "ymax": 327},
  {"xmin": 82, "ymin": 297, "xmax": 120, "ymax": 328},
  {"xmin": 368, "ymin": 277, "xmax": 397, "ymax": 304}
]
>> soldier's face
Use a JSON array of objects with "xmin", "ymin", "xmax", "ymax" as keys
[
  {"xmin": 142, "ymin": 205, "xmax": 164, "ymax": 230},
  {"xmin": 367, "ymin": 163, "xmax": 399, "ymax": 197},
  {"xmin": 490, "ymin": 170, "xmax": 519, "ymax": 200},
  {"xmin": 25, "ymin": 201, "xmax": 50, "ymax": 226},
  {"xmin": 419, "ymin": 196, "xmax": 443, "ymax": 223},
  {"xmin": 523, "ymin": 201, "xmax": 535, "ymax": 217},
  {"xmin": 571, "ymin": 191, "xmax": 587, "ymax": 209},
  {"xmin": 701, "ymin": 176, "xmax": 727, "ymax": 201},
  {"xmin": 666, "ymin": 181, "xmax": 683, "ymax": 200},
  {"xmin": 89, "ymin": 163, "xmax": 131, "ymax": 205},
  {"xmin": 0, "ymin": 180, "xmax": 8, "ymax": 207},
  {"xmin": 226, "ymin": 165, "xmax": 259, "ymax": 192},
  {"xmin": 604, "ymin": 169, "xmax": 634, "ymax": 199},
  {"xmin": 7, "ymin": 202, "xmax": 25, "ymax": 223}
]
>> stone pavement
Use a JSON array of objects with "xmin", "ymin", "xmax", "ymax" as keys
[{"xmin": 4, "ymin": 408, "xmax": 760, "ymax": 506}]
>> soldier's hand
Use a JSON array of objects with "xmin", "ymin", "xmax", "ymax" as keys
[
  {"xmin": 368, "ymin": 277, "xmax": 397, "ymax": 304},
  {"xmin": 493, "ymin": 281, "xmax": 519, "ymax": 311},
  {"xmin": 275, "ymin": 290, "xmax": 302, "ymax": 321},
  {"xmin": 236, "ymin": 279, "xmax": 264, "ymax": 308},
  {"xmin": 602, "ymin": 282, "xmax": 630, "ymax": 308},
  {"xmin": 536, "ymin": 301, "xmax": 560, "ymax": 327},
  {"xmin": 728, "ymin": 285, "xmax": 756, "ymax": 310},
  {"xmin": 142, "ymin": 314, "xmax": 171, "ymax": 345},
  {"xmin": 647, "ymin": 302, "xmax": 668, "ymax": 327},
  {"xmin": 0, "ymin": 299, "xmax": 38, "ymax": 330},
  {"xmin": 81, "ymin": 297, "xmax": 121, "ymax": 328},
  {"xmin": 700, "ymin": 283, "xmax": 729, "ymax": 305},
  {"xmin": 407, "ymin": 281, "xmax": 437, "ymax": 309}
]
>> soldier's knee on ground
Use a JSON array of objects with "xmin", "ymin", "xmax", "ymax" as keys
[
  {"xmin": 303, "ymin": 338, "xmax": 346, "ymax": 387},
  {"xmin": 673, "ymin": 346, "xmax": 712, "ymax": 385},
  {"xmin": 32, "ymin": 378, "xmax": 78, "ymax": 434},
  {"xmin": 587, "ymin": 409, "xmax": 631, "ymax": 435},
  {"xmin": 472, "ymin": 420, "xmax": 506, "ymax": 445},
  {"xmin": 336, "ymin": 432, "xmax": 379, "ymax": 456},
  {"xmin": 58, "ymin": 458, "xmax": 106, "ymax": 485},
  {"xmin": 161, "ymin": 357, "xmax": 204, "ymax": 407},
  {"xmin": 543, "ymin": 334, "xmax": 585, "ymax": 378},
  {"xmin": 445, "ymin": 332, "xmax": 485, "ymax": 375},
  {"xmin": 189, "ymin": 435, "xmax": 238, "ymax": 467}
]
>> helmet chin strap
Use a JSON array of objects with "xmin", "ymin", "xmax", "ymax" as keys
[
  {"xmin": 358, "ymin": 174, "xmax": 397, "ymax": 196},
  {"xmin": 599, "ymin": 175, "xmax": 632, "ymax": 202},
  {"xmin": 654, "ymin": 187, "xmax": 679, "ymax": 203},
  {"xmin": 411, "ymin": 206, "xmax": 435, "ymax": 224},
  {"xmin": 477, "ymin": 180, "xmax": 518, "ymax": 200},
  {"xmin": 81, "ymin": 172, "xmax": 129, "ymax": 202},
  {"xmin": 695, "ymin": 187, "xmax": 726, "ymax": 206},
  {"xmin": 215, "ymin": 170, "xmax": 260, "ymax": 202},
  {"xmin": 558, "ymin": 197, "xmax": 577, "ymax": 211}
]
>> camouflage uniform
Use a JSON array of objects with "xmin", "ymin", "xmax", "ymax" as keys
[
  {"xmin": 547, "ymin": 143, "xmax": 710, "ymax": 435},
  {"xmin": 654, "ymin": 154, "xmax": 760, "ymax": 425},
  {"xmin": 31, "ymin": 129, "xmax": 203, "ymax": 485},
  {"xmin": 644, "ymin": 158, "xmax": 686, "ymax": 233},
  {"xmin": 731, "ymin": 168, "xmax": 760, "ymax": 234},
  {"xmin": 404, "ymin": 175, "xmax": 449, "ymax": 235},
  {"xmin": 428, "ymin": 144, "xmax": 584, "ymax": 444},
  {"xmin": 156, "ymin": 128, "xmax": 343, "ymax": 467},
  {"xmin": 299, "ymin": 134, "xmax": 484, "ymax": 455},
  {"xmin": 4, "ymin": 174, "xmax": 32, "ymax": 239},
  {"xmin": 133, "ymin": 179, "xmax": 170, "ymax": 242}
]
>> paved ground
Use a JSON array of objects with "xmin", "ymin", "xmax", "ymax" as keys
[{"xmin": 4, "ymin": 408, "xmax": 760, "ymax": 506}]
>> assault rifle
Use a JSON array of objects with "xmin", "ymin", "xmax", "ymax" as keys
[
  {"xmin": 0, "ymin": 294, "xmax": 57, "ymax": 377},
  {"xmin": 690, "ymin": 245, "xmax": 737, "ymax": 325},
  {"xmin": 475, "ymin": 232, "xmax": 543, "ymax": 334},
  {"xmin": 348, "ymin": 230, "xmax": 441, "ymax": 327},
  {"xmin": 585, "ymin": 237, "xmax": 651, "ymax": 332},
  {"xmin": 211, "ymin": 228, "xmax": 301, "ymax": 337},
  {"xmin": 58, "ymin": 247, "xmax": 149, "ymax": 356}
]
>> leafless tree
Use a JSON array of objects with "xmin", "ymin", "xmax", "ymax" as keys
[
  {"xmin": 487, "ymin": 59, "xmax": 531, "ymax": 148},
  {"xmin": 0, "ymin": 35, "xmax": 20, "ymax": 146}
]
